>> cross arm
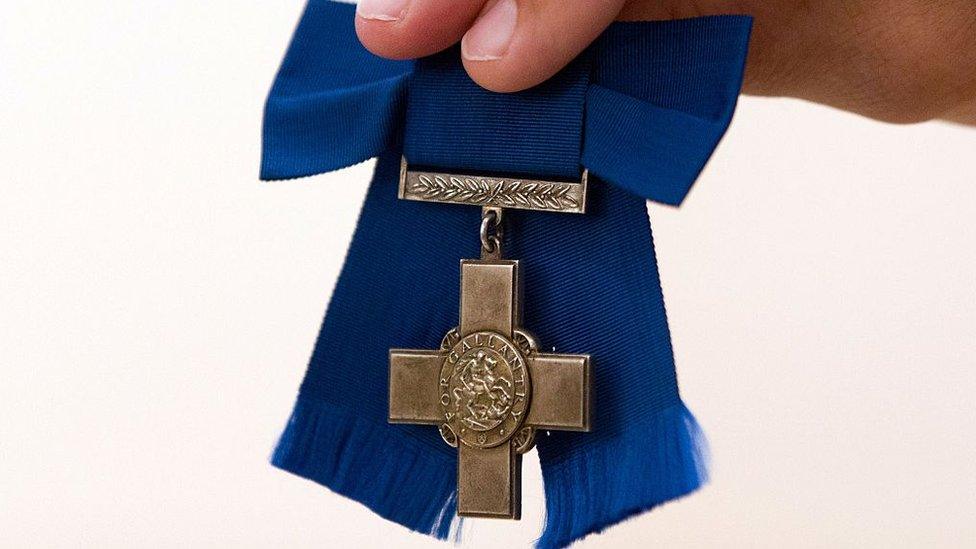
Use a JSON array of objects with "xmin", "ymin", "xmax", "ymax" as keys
[
  {"xmin": 389, "ymin": 349, "xmax": 445, "ymax": 424},
  {"xmin": 460, "ymin": 259, "xmax": 519, "ymax": 336},
  {"xmin": 457, "ymin": 443, "xmax": 520, "ymax": 519},
  {"xmin": 526, "ymin": 353, "xmax": 590, "ymax": 431}
]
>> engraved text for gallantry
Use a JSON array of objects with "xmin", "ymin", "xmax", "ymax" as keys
[{"xmin": 440, "ymin": 331, "xmax": 530, "ymax": 449}]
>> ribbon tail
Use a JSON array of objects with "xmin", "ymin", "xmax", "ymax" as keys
[
  {"xmin": 536, "ymin": 16, "xmax": 752, "ymax": 546},
  {"xmin": 538, "ymin": 403, "xmax": 708, "ymax": 548},
  {"xmin": 516, "ymin": 179, "xmax": 711, "ymax": 548},
  {"xmin": 272, "ymin": 397, "xmax": 459, "ymax": 540},
  {"xmin": 269, "ymin": 153, "xmax": 472, "ymax": 539}
]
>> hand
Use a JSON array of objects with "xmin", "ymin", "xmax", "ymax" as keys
[{"xmin": 355, "ymin": 0, "xmax": 976, "ymax": 125}]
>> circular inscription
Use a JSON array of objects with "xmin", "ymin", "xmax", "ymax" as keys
[{"xmin": 439, "ymin": 331, "xmax": 530, "ymax": 448}]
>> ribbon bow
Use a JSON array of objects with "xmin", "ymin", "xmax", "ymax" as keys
[{"xmin": 263, "ymin": 2, "xmax": 751, "ymax": 547}]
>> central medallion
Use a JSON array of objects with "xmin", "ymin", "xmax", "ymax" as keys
[{"xmin": 439, "ymin": 331, "xmax": 530, "ymax": 448}]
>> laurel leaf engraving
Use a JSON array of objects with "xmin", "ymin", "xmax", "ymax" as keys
[{"xmin": 410, "ymin": 174, "xmax": 581, "ymax": 210}]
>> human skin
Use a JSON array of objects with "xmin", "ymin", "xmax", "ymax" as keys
[{"xmin": 354, "ymin": 0, "xmax": 976, "ymax": 125}]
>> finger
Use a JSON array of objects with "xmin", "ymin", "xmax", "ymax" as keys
[
  {"xmin": 356, "ymin": 0, "xmax": 488, "ymax": 60},
  {"xmin": 461, "ymin": 0, "xmax": 626, "ymax": 92}
]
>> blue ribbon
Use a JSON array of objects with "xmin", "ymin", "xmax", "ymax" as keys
[{"xmin": 263, "ymin": 2, "xmax": 751, "ymax": 547}]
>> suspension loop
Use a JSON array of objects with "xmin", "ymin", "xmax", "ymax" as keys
[{"xmin": 480, "ymin": 207, "xmax": 504, "ymax": 260}]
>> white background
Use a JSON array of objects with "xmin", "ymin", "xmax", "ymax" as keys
[{"xmin": 2, "ymin": 1, "xmax": 975, "ymax": 547}]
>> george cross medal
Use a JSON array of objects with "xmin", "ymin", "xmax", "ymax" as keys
[{"xmin": 389, "ymin": 159, "xmax": 592, "ymax": 519}]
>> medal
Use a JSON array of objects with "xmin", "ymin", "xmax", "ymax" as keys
[{"xmin": 390, "ymin": 161, "xmax": 591, "ymax": 518}]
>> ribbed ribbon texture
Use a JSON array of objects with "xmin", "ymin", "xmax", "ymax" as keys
[{"xmin": 263, "ymin": 2, "xmax": 751, "ymax": 547}]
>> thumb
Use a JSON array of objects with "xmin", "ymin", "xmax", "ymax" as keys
[{"xmin": 461, "ymin": 0, "xmax": 626, "ymax": 92}]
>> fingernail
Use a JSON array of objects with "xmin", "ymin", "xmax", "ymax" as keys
[
  {"xmin": 356, "ymin": 0, "xmax": 409, "ymax": 22},
  {"xmin": 462, "ymin": 0, "xmax": 517, "ymax": 61}
]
